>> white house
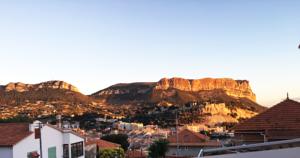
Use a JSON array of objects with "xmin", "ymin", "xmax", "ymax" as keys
[
  {"xmin": 114, "ymin": 121, "xmax": 144, "ymax": 131},
  {"xmin": 0, "ymin": 122, "xmax": 85, "ymax": 158}
]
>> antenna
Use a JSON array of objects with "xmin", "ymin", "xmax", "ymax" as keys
[{"xmin": 287, "ymin": 92, "xmax": 289, "ymax": 100}]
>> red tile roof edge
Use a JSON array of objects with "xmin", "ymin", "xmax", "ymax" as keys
[
  {"xmin": 233, "ymin": 99, "xmax": 300, "ymax": 131},
  {"xmin": 0, "ymin": 123, "xmax": 33, "ymax": 146},
  {"xmin": 169, "ymin": 141, "xmax": 221, "ymax": 147},
  {"xmin": 85, "ymin": 139, "xmax": 121, "ymax": 149}
]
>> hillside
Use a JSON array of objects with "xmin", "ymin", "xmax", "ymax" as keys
[
  {"xmin": 92, "ymin": 77, "xmax": 264, "ymax": 112},
  {"xmin": 0, "ymin": 78, "xmax": 267, "ymax": 127},
  {"xmin": 0, "ymin": 81, "xmax": 97, "ymax": 119},
  {"xmin": 91, "ymin": 77, "xmax": 266, "ymax": 126},
  {"xmin": 0, "ymin": 81, "xmax": 92, "ymax": 105}
]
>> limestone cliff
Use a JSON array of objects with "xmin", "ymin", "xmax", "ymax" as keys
[
  {"xmin": 201, "ymin": 103, "xmax": 258, "ymax": 125},
  {"xmin": 155, "ymin": 77, "xmax": 256, "ymax": 102},
  {"xmin": 3, "ymin": 80, "xmax": 79, "ymax": 92},
  {"xmin": 92, "ymin": 77, "xmax": 265, "ymax": 114}
]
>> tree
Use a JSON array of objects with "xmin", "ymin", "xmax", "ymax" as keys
[
  {"xmin": 148, "ymin": 139, "xmax": 169, "ymax": 158},
  {"xmin": 0, "ymin": 115, "xmax": 32, "ymax": 123},
  {"xmin": 99, "ymin": 148, "xmax": 124, "ymax": 158},
  {"xmin": 101, "ymin": 134, "xmax": 129, "ymax": 151}
]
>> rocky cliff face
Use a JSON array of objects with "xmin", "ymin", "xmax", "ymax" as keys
[
  {"xmin": 201, "ymin": 103, "xmax": 258, "ymax": 125},
  {"xmin": 92, "ymin": 77, "xmax": 264, "ymax": 113},
  {"xmin": 3, "ymin": 80, "xmax": 79, "ymax": 92},
  {"xmin": 155, "ymin": 77, "xmax": 256, "ymax": 102},
  {"xmin": 0, "ymin": 78, "xmax": 266, "ymax": 127},
  {"xmin": 0, "ymin": 80, "xmax": 94, "ymax": 119}
]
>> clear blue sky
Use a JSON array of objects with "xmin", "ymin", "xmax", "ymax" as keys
[{"xmin": 0, "ymin": 0, "xmax": 299, "ymax": 106}]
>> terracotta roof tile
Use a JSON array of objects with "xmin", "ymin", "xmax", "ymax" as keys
[
  {"xmin": 234, "ymin": 99, "xmax": 300, "ymax": 131},
  {"xmin": 168, "ymin": 141, "xmax": 221, "ymax": 147},
  {"xmin": 167, "ymin": 129, "xmax": 221, "ymax": 147},
  {"xmin": 168, "ymin": 129, "xmax": 209, "ymax": 144},
  {"xmin": 86, "ymin": 139, "xmax": 120, "ymax": 149},
  {"xmin": 0, "ymin": 123, "xmax": 32, "ymax": 147}
]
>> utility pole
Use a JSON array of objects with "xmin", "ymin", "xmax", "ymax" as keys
[
  {"xmin": 176, "ymin": 111, "xmax": 179, "ymax": 157},
  {"xmin": 39, "ymin": 123, "xmax": 43, "ymax": 158}
]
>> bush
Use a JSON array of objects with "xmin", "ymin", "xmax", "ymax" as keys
[
  {"xmin": 148, "ymin": 139, "xmax": 169, "ymax": 158},
  {"xmin": 99, "ymin": 148, "xmax": 124, "ymax": 158}
]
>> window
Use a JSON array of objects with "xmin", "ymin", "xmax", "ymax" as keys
[
  {"xmin": 71, "ymin": 141, "xmax": 83, "ymax": 158},
  {"xmin": 63, "ymin": 144, "xmax": 69, "ymax": 158},
  {"xmin": 48, "ymin": 147, "xmax": 57, "ymax": 158}
]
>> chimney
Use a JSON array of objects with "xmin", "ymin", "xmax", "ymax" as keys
[
  {"xmin": 29, "ymin": 120, "xmax": 42, "ymax": 132},
  {"xmin": 56, "ymin": 115, "xmax": 62, "ymax": 128}
]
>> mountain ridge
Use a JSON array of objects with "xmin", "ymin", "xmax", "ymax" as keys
[
  {"xmin": 0, "ymin": 77, "xmax": 266, "ymax": 125},
  {"xmin": 1, "ymin": 80, "xmax": 79, "ymax": 93},
  {"xmin": 91, "ymin": 77, "xmax": 259, "ymax": 108}
]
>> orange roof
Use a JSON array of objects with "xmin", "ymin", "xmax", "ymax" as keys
[
  {"xmin": 0, "ymin": 123, "xmax": 32, "ymax": 147},
  {"xmin": 168, "ymin": 141, "xmax": 221, "ymax": 147},
  {"xmin": 234, "ymin": 99, "xmax": 300, "ymax": 131},
  {"xmin": 168, "ymin": 129, "xmax": 209, "ymax": 144},
  {"xmin": 86, "ymin": 139, "xmax": 121, "ymax": 149},
  {"xmin": 167, "ymin": 129, "xmax": 220, "ymax": 147}
]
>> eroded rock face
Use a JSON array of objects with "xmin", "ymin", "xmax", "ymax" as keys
[
  {"xmin": 4, "ymin": 82, "xmax": 31, "ymax": 92},
  {"xmin": 201, "ymin": 103, "xmax": 258, "ymax": 125},
  {"xmin": 37, "ymin": 81, "xmax": 79, "ymax": 92},
  {"xmin": 3, "ymin": 80, "xmax": 79, "ymax": 92},
  {"xmin": 155, "ymin": 77, "xmax": 256, "ymax": 101}
]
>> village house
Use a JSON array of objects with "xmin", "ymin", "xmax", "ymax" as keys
[
  {"xmin": 85, "ymin": 138, "xmax": 121, "ymax": 158},
  {"xmin": 0, "ymin": 121, "xmax": 85, "ymax": 158},
  {"xmin": 166, "ymin": 129, "xmax": 221, "ymax": 158},
  {"xmin": 233, "ymin": 97, "xmax": 300, "ymax": 144},
  {"xmin": 114, "ymin": 121, "xmax": 144, "ymax": 131}
]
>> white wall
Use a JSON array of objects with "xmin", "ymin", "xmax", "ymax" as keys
[
  {"xmin": 1, "ymin": 125, "xmax": 85, "ymax": 158},
  {"xmin": 0, "ymin": 147, "xmax": 13, "ymax": 158},
  {"xmin": 203, "ymin": 147, "xmax": 300, "ymax": 158},
  {"xmin": 41, "ymin": 125, "xmax": 85, "ymax": 158},
  {"xmin": 63, "ymin": 132, "xmax": 85, "ymax": 158},
  {"xmin": 41, "ymin": 125, "xmax": 64, "ymax": 158},
  {"xmin": 13, "ymin": 134, "xmax": 39, "ymax": 158}
]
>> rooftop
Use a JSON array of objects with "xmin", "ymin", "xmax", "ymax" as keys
[
  {"xmin": 168, "ymin": 129, "xmax": 209, "ymax": 144},
  {"xmin": 0, "ymin": 123, "xmax": 32, "ymax": 147},
  {"xmin": 234, "ymin": 99, "xmax": 300, "ymax": 131},
  {"xmin": 168, "ymin": 129, "xmax": 220, "ymax": 147},
  {"xmin": 86, "ymin": 139, "xmax": 121, "ymax": 149}
]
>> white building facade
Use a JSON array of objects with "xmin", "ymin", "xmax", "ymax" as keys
[{"xmin": 0, "ymin": 122, "xmax": 85, "ymax": 158}]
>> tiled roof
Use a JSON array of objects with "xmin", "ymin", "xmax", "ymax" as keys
[
  {"xmin": 168, "ymin": 141, "xmax": 221, "ymax": 147},
  {"xmin": 86, "ymin": 139, "xmax": 121, "ymax": 149},
  {"xmin": 168, "ymin": 129, "xmax": 209, "ymax": 144},
  {"xmin": 234, "ymin": 99, "xmax": 300, "ymax": 131},
  {"xmin": 0, "ymin": 123, "xmax": 32, "ymax": 147},
  {"xmin": 167, "ymin": 129, "xmax": 221, "ymax": 147}
]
